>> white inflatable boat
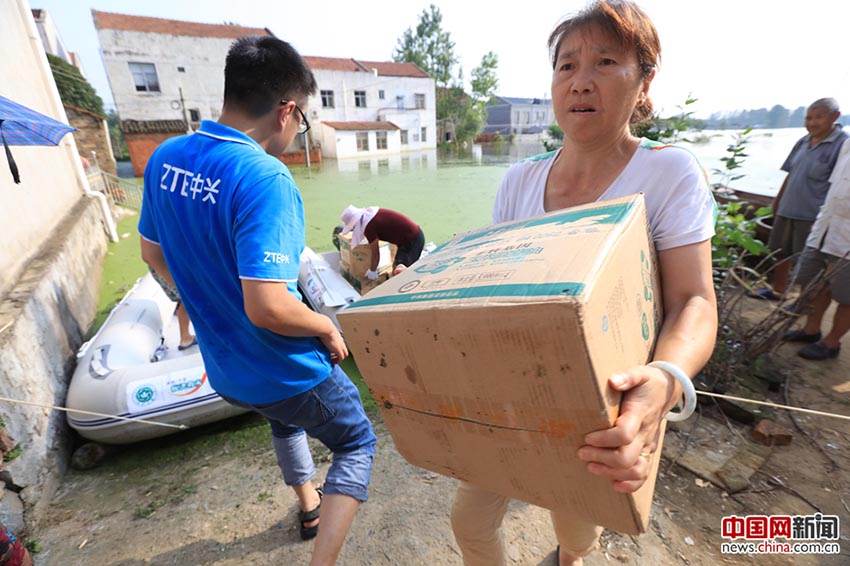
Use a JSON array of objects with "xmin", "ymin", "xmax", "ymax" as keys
[
  {"xmin": 67, "ymin": 249, "xmax": 360, "ymax": 445},
  {"xmin": 66, "ymin": 273, "xmax": 248, "ymax": 444}
]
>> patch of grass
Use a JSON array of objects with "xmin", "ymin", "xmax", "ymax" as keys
[
  {"xmin": 133, "ymin": 505, "xmax": 157, "ymax": 519},
  {"xmin": 94, "ymin": 412, "xmax": 271, "ymax": 477},
  {"xmin": 257, "ymin": 491, "xmax": 271, "ymax": 502},
  {"xmin": 90, "ymin": 211, "xmax": 148, "ymax": 337},
  {"xmin": 4, "ymin": 444, "xmax": 21, "ymax": 462},
  {"xmin": 338, "ymin": 357, "xmax": 377, "ymax": 415},
  {"xmin": 24, "ymin": 539, "xmax": 41, "ymax": 554}
]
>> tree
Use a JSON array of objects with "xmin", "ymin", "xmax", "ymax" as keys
[
  {"xmin": 469, "ymin": 51, "xmax": 499, "ymax": 106},
  {"xmin": 392, "ymin": 4, "xmax": 457, "ymax": 88},
  {"xmin": 106, "ymin": 109, "xmax": 128, "ymax": 160},
  {"xmin": 766, "ymin": 104, "xmax": 789, "ymax": 129},
  {"xmin": 47, "ymin": 54, "xmax": 104, "ymax": 117},
  {"xmin": 394, "ymin": 9, "xmax": 499, "ymax": 145}
]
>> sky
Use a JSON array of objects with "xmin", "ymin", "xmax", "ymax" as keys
[{"xmin": 30, "ymin": 0, "xmax": 850, "ymax": 118}]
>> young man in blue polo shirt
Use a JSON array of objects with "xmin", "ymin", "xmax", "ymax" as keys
[{"xmin": 139, "ymin": 36, "xmax": 376, "ymax": 565}]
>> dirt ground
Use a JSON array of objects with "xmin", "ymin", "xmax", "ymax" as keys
[{"xmin": 29, "ymin": 306, "xmax": 850, "ymax": 565}]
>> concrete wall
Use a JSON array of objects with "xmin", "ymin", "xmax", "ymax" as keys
[
  {"xmin": 66, "ymin": 106, "xmax": 117, "ymax": 176},
  {"xmin": 0, "ymin": 197, "xmax": 107, "ymax": 527},
  {"xmin": 0, "ymin": 0, "xmax": 94, "ymax": 300},
  {"xmin": 97, "ymin": 29, "xmax": 232, "ymax": 124},
  {"xmin": 0, "ymin": 0, "xmax": 112, "ymax": 530}
]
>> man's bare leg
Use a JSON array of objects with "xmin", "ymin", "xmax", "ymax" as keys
[{"xmin": 310, "ymin": 494, "xmax": 360, "ymax": 566}]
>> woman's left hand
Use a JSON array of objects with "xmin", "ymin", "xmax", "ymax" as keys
[{"xmin": 577, "ymin": 364, "xmax": 679, "ymax": 493}]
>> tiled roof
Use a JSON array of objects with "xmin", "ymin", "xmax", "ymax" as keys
[
  {"xmin": 303, "ymin": 56, "xmax": 428, "ymax": 79},
  {"xmin": 322, "ymin": 121, "xmax": 401, "ymax": 131},
  {"xmin": 358, "ymin": 60, "xmax": 429, "ymax": 78},
  {"xmin": 121, "ymin": 119, "xmax": 187, "ymax": 134},
  {"xmin": 499, "ymin": 96, "xmax": 552, "ymax": 105},
  {"xmin": 92, "ymin": 10, "xmax": 271, "ymax": 39}
]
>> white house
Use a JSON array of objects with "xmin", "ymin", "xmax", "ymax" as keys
[
  {"xmin": 93, "ymin": 11, "xmax": 437, "ymax": 171},
  {"xmin": 31, "ymin": 7, "xmax": 84, "ymax": 73},
  {"xmin": 93, "ymin": 10, "xmax": 271, "ymax": 128},
  {"xmin": 303, "ymin": 56, "xmax": 436, "ymax": 159}
]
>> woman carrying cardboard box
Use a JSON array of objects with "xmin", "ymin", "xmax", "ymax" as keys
[{"xmin": 450, "ymin": 2, "xmax": 717, "ymax": 564}]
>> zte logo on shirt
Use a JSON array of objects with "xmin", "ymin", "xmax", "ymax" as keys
[
  {"xmin": 160, "ymin": 163, "xmax": 220, "ymax": 204},
  {"xmin": 264, "ymin": 252, "xmax": 290, "ymax": 264}
]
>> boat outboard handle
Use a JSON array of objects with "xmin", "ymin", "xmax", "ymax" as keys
[{"xmin": 89, "ymin": 346, "xmax": 112, "ymax": 379}]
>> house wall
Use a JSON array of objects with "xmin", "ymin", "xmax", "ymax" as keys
[
  {"xmin": 485, "ymin": 98, "xmax": 555, "ymax": 135},
  {"xmin": 308, "ymin": 70, "xmax": 436, "ymax": 158},
  {"xmin": 97, "ymin": 29, "xmax": 233, "ymax": 125},
  {"xmin": 124, "ymin": 131, "xmax": 182, "ymax": 177},
  {"xmin": 509, "ymin": 102, "xmax": 555, "ymax": 133},
  {"xmin": 0, "ymin": 0, "xmax": 113, "ymax": 530},
  {"xmin": 484, "ymin": 104, "xmax": 512, "ymax": 134},
  {"xmin": 65, "ymin": 106, "xmax": 117, "ymax": 176}
]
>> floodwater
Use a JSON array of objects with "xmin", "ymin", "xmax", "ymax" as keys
[
  {"xmin": 685, "ymin": 127, "xmax": 807, "ymax": 197},
  {"xmin": 117, "ymin": 128, "xmax": 798, "ymax": 250},
  {"xmin": 290, "ymin": 128, "xmax": 796, "ymax": 250}
]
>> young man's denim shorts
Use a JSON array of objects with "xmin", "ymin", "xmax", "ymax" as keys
[{"xmin": 223, "ymin": 365, "xmax": 377, "ymax": 502}]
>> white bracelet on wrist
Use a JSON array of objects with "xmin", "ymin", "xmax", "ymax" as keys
[{"xmin": 648, "ymin": 361, "xmax": 697, "ymax": 422}]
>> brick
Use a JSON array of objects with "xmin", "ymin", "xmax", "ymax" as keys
[{"xmin": 751, "ymin": 419, "xmax": 793, "ymax": 446}]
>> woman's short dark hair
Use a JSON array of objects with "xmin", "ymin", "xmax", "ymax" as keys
[
  {"xmin": 548, "ymin": 0, "xmax": 660, "ymax": 125},
  {"xmin": 224, "ymin": 36, "xmax": 317, "ymax": 118}
]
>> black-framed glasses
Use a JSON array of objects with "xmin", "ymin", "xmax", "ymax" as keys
[{"xmin": 281, "ymin": 100, "xmax": 310, "ymax": 134}]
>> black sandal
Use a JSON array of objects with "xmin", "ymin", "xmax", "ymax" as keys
[{"xmin": 298, "ymin": 486, "xmax": 323, "ymax": 540}]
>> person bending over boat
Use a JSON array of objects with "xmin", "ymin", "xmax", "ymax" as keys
[
  {"xmin": 139, "ymin": 36, "xmax": 376, "ymax": 566},
  {"xmin": 339, "ymin": 205, "xmax": 425, "ymax": 277},
  {"xmin": 449, "ymin": 2, "xmax": 717, "ymax": 565}
]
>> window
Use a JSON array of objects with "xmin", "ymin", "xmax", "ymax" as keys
[
  {"xmin": 356, "ymin": 132, "xmax": 369, "ymax": 151},
  {"xmin": 396, "ymin": 95, "xmax": 404, "ymax": 110},
  {"xmin": 177, "ymin": 66, "xmax": 185, "ymax": 73},
  {"xmin": 354, "ymin": 90, "xmax": 366, "ymax": 108},
  {"xmin": 376, "ymin": 131, "xmax": 387, "ymax": 150},
  {"xmin": 129, "ymin": 62, "xmax": 160, "ymax": 92},
  {"xmin": 321, "ymin": 90, "xmax": 335, "ymax": 108},
  {"xmin": 415, "ymin": 93, "xmax": 426, "ymax": 109},
  {"xmin": 379, "ymin": 90, "xmax": 385, "ymax": 100},
  {"xmin": 189, "ymin": 108, "xmax": 201, "ymax": 122},
  {"xmin": 420, "ymin": 127, "xmax": 427, "ymax": 142},
  {"xmin": 400, "ymin": 130, "xmax": 408, "ymax": 145},
  {"xmin": 413, "ymin": 133, "xmax": 420, "ymax": 142}
]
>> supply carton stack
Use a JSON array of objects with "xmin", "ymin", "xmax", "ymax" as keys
[
  {"xmin": 338, "ymin": 194, "xmax": 664, "ymax": 534},
  {"xmin": 337, "ymin": 232, "xmax": 396, "ymax": 295}
]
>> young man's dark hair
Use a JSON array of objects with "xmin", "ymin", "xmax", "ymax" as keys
[{"xmin": 223, "ymin": 36, "xmax": 318, "ymax": 117}]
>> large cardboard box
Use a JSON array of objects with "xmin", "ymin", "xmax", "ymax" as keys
[
  {"xmin": 338, "ymin": 194, "xmax": 664, "ymax": 534},
  {"xmin": 338, "ymin": 233, "xmax": 396, "ymax": 277}
]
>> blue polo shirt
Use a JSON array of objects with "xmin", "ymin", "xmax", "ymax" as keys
[
  {"xmin": 139, "ymin": 120, "xmax": 331, "ymax": 404},
  {"xmin": 778, "ymin": 125, "xmax": 848, "ymax": 221}
]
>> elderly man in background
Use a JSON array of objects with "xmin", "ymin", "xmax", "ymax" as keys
[
  {"xmin": 784, "ymin": 137, "xmax": 850, "ymax": 360},
  {"xmin": 750, "ymin": 98, "xmax": 847, "ymax": 301}
]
